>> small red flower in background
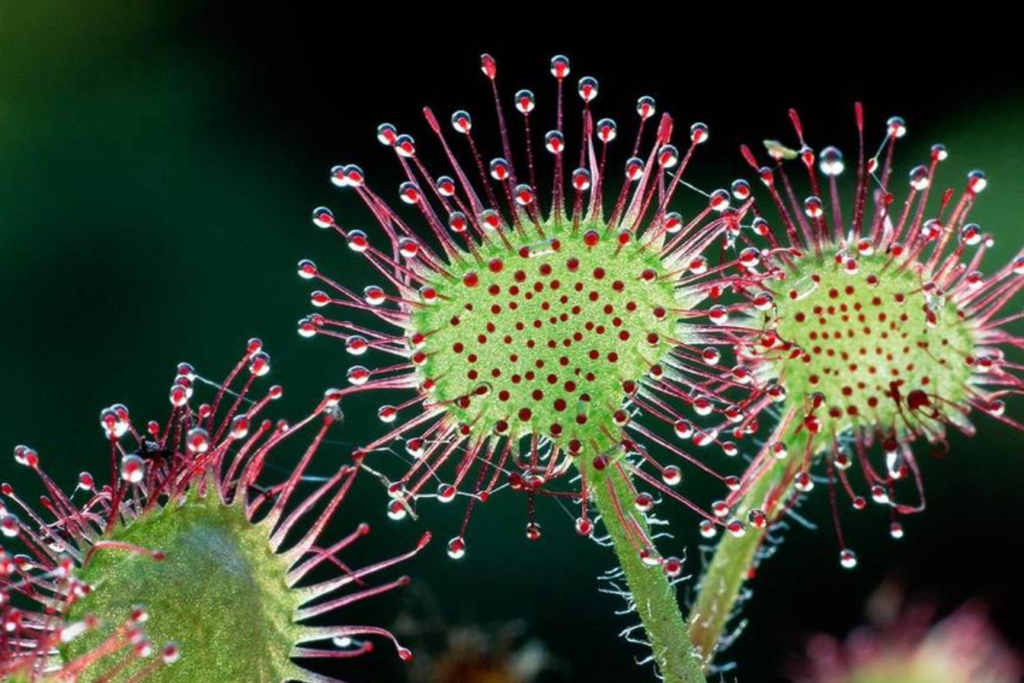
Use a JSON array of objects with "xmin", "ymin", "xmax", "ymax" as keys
[{"xmin": 795, "ymin": 585, "xmax": 1021, "ymax": 683}]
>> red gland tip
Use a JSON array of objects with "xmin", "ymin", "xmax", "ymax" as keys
[
  {"xmin": 740, "ymin": 144, "xmax": 759, "ymax": 170},
  {"xmin": 416, "ymin": 531, "xmax": 433, "ymax": 549},
  {"xmin": 480, "ymin": 54, "xmax": 497, "ymax": 80},
  {"xmin": 788, "ymin": 108, "xmax": 805, "ymax": 140},
  {"xmin": 657, "ymin": 113, "xmax": 673, "ymax": 144},
  {"xmin": 422, "ymin": 107, "xmax": 440, "ymax": 133}
]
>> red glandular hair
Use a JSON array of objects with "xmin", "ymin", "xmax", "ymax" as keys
[
  {"xmin": 720, "ymin": 106, "xmax": 1024, "ymax": 565},
  {"xmin": 1, "ymin": 340, "xmax": 429, "ymax": 682},
  {"xmin": 297, "ymin": 54, "xmax": 776, "ymax": 567}
]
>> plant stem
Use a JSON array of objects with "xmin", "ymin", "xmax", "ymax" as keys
[
  {"xmin": 584, "ymin": 458, "xmax": 707, "ymax": 683},
  {"xmin": 687, "ymin": 428, "xmax": 809, "ymax": 668},
  {"xmin": 687, "ymin": 471, "xmax": 772, "ymax": 665}
]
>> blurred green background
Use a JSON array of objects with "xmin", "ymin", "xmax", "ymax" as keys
[{"xmin": 2, "ymin": 4, "xmax": 1023, "ymax": 682}]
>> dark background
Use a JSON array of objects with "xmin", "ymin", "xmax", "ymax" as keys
[{"xmin": 2, "ymin": 5, "xmax": 1024, "ymax": 682}]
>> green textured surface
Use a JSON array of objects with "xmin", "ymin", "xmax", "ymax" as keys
[
  {"xmin": 414, "ymin": 220, "xmax": 678, "ymax": 446},
  {"xmin": 67, "ymin": 495, "xmax": 303, "ymax": 683},
  {"xmin": 765, "ymin": 252, "xmax": 976, "ymax": 436}
]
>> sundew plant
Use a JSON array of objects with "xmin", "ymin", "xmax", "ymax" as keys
[
  {"xmin": 2, "ymin": 34, "xmax": 1022, "ymax": 683},
  {"xmin": 296, "ymin": 55, "xmax": 1024, "ymax": 682}
]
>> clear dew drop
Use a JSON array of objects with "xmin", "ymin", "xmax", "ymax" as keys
[
  {"xmin": 436, "ymin": 176, "xmax": 456, "ymax": 197},
  {"xmin": 14, "ymin": 445, "xmax": 39, "ymax": 468},
  {"xmin": 596, "ymin": 118, "xmax": 617, "ymax": 143},
  {"xmin": 550, "ymin": 55, "xmax": 570, "ymax": 79},
  {"xmin": 310, "ymin": 291, "xmax": 330, "ymax": 308},
  {"xmin": 99, "ymin": 407, "xmax": 129, "ymax": 440},
  {"xmin": 572, "ymin": 168, "xmax": 591, "ymax": 191},
  {"xmin": 399, "ymin": 182, "xmax": 421, "ymax": 204},
  {"xmin": 363, "ymin": 285, "xmax": 386, "ymax": 306},
  {"xmin": 575, "ymin": 517, "xmax": 594, "ymax": 537},
  {"xmin": 161, "ymin": 643, "xmax": 182, "ymax": 665},
  {"xmin": 514, "ymin": 184, "xmax": 534, "ymax": 206},
  {"xmin": 330, "ymin": 165, "xmax": 348, "ymax": 188},
  {"xmin": 446, "ymin": 536, "xmax": 466, "ymax": 560},
  {"xmin": 693, "ymin": 429, "xmax": 718, "ymax": 448},
  {"xmin": 312, "ymin": 206, "xmax": 334, "ymax": 228},
  {"xmin": 578, "ymin": 76, "xmax": 598, "ymax": 102},
  {"xmin": 634, "ymin": 493, "xmax": 655, "ymax": 513},
  {"xmin": 663, "ymin": 557, "xmax": 684, "ymax": 579},
  {"xmin": 967, "ymin": 169, "xmax": 988, "ymax": 194},
  {"xmin": 168, "ymin": 383, "xmax": 189, "ymax": 408},
  {"xmin": 525, "ymin": 522, "xmax": 543, "ymax": 541},
  {"xmin": 960, "ymin": 223, "xmax": 982, "ymax": 246},
  {"xmin": 387, "ymin": 499, "xmax": 408, "ymax": 521},
  {"xmin": 839, "ymin": 549, "xmax": 858, "ymax": 569},
  {"xmin": 332, "ymin": 636, "xmax": 359, "ymax": 650},
  {"xmin": 343, "ymin": 164, "xmax": 364, "ymax": 187},
  {"xmin": 186, "ymin": 427, "xmax": 210, "ymax": 454},
  {"xmin": 726, "ymin": 520, "xmax": 746, "ymax": 538},
  {"xmin": 690, "ymin": 122, "xmax": 709, "ymax": 145},
  {"xmin": 514, "ymin": 89, "xmax": 535, "ymax": 114},
  {"xmin": 394, "ymin": 135, "xmax": 416, "ymax": 158},
  {"xmin": 886, "ymin": 116, "xmax": 907, "ymax": 138},
  {"xmin": 804, "ymin": 196, "xmax": 824, "ymax": 219},
  {"xmin": 297, "ymin": 317, "xmax": 318, "ymax": 338},
  {"xmin": 624, "ymin": 157, "xmax": 644, "ymax": 181},
  {"xmin": 819, "ymin": 146, "xmax": 844, "ymax": 176},
  {"xmin": 436, "ymin": 484, "xmax": 457, "ymax": 503},
  {"xmin": 78, "ymin": 472, "xmax": 95, "ymax": 491},
  {"xmin": 347, "ymin": 366, "xmax": 370, "ymax": 386},
  {"xmin": 658, "ymin": 145, "xmax": 679, "ymax": 169},
  {"xmin": 909, "ymin": 165, "xmax": 930, "ymax": 190},
  {"xmin": 636, "ymin": 96, "xmax": 656, "ymax": 120},
  {"xmin": 248, "ymin": 351, "xmax": 271, "ymax": 377},
  {"xmin": 345, "ymin": 335, "xmax": 369, "ymax": 356},
  {"xmin": 747, "ymin": 509, "xmax": 767, "ymax": 529},
  {"xmin": 230, "ymin": 416, "xmax": 250, "ymax": 439},
  {"xmin": 731, "ymin": 179, "xmax": 751, "ymax": 200},
  {"xmin": 708, "ymin": 304, "xmax": 729, "ymax": 325},
  {"xmin": 871, "ymin": 485, "xmax": 889, "ymax": 504},
  {"xmin": 0, "ymin": 514, "xmax": 20, "ymax": 538},
  {"xmin": 640, "ymin": 549, "xmax": 661, "ymax": 567},
  {"xmin": 297, "ymin": 259, "xmax": 318, "ymax": 280},
  {"xmin": 488, "ymin": 158, "xmax": 510, "ymax": 181},
  {"xmin": 708, "ymin": 189, "xmax": 730, "ymax": 212},
  {"xmin": 377, "ymin": 123, "xmax": 397, "ymax": 146},
  {"xmin": 663, "ymin": 212, "xmax": 683, "ymax": 233},
  {"xmin": 545, "ymin": 131, "xmax": 565, "ymax": 155},
  {"xmin": 795, "ymin": 471, "xmax": 814, "ymax": 492},
  {"xmin": 119, "ymin": 455, "xmax": 146, "ymax": 484}
]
